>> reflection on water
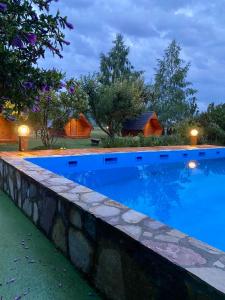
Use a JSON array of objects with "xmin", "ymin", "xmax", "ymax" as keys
[{"xmin": 65, "ymin": 158, "xmax": 225, "ymax": 251}]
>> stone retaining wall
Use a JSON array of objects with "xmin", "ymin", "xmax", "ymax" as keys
[{"xmin": 1, "ymin": 156, "xmax": 225, "ymax": 300}]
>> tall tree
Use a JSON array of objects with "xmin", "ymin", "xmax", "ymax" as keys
[
  {"xmin": 82, "ymin": 35, "xmax": 146, "ymax": 137},
  {"xmin": 149, "ymin": 40, "xmax": 198, "ymax": 127},
  {"xmin": 99, "ymin": 34, "xmax": 142, "ymax": 85}
]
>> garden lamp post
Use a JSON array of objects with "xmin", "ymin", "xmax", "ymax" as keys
[
  {"xmin": 18, "ymin": 125, "xmax": 30, "ymax": 152},
  {"xmin": 190, "ymin": 129, "xmax": 199, "ymax": 146}
]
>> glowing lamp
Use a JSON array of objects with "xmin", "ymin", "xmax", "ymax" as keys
[
  {"xmin": 190, "ymin": 129, "xmax": 199, "ymax": 137},
  {"xmin": 190, "ymin": 129, "xmax": 199, "ymax": 146},
  {"xmin": 188, "ymin": 161, "xmax": 197, "ymax": 169},
  {"xmin": 18, "ymin": 125, "xmax": 30, "ymax": 151},
  {"xmin": 18, "ymin": 125, "xmax": 30, "ymax": 137}
]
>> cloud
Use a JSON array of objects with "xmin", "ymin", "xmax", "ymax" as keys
[
  {"xmin": 175, "ymin": 7, "xmax": 194, "ymax": 18},
  {"xmin": 39, "ymin": 0, "xmax": 225, "ymax": 110}
]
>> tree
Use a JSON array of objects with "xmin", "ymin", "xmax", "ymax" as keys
[
  {"xmin": 0, "ymin": 0, "xmax": 73, "ymax": 109},
  {"xmin": 82, "ymin": 34, "xmax": 145, "ymax": 137},
  {"xmin": 29, "ymin": 78, "xmax": 88, "ymax": 148},
  {"xmin": 149, "ymin": 40, "xmax": 198, "ymax": 128},
  {"xmin": 198, "ymin": 103, "xmax": 225, "ymax": 145},
  {"xmin": 99, "ymin": 34, "xmax": 142, "ymax": 85},
  {"xmin": 204, "ymin": 103, "xmax": 225, "ymax": 130},
  {"xmin": 82, "ymin": 75, "xmax": 146, "ymax": 137}
]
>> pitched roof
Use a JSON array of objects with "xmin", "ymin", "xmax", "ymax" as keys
[
  {"xmin": 79, "ymin": 113, "xmax": 93, "ymax": 129},
  {"xmin": 123, "ymin": 112, "xmax": 155, "ymax": 131}
]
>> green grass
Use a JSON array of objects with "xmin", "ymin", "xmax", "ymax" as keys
[
  {"xmin": 0, "ymin": 190, "xmax": 101, "ymax": 300},
  {"xmin": 0, "ymin": 128, "xmax": 106, "ymax": 152}
]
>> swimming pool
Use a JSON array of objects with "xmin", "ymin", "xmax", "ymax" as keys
[{"xmin": 27, "ymin": 147, "xmax": 225, "ymax": 252}]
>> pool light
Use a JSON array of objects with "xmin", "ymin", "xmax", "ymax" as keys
[
  {"xmin": 190, "ymin": 129, "xmax": 199, "ymax": 146},
  {"xmin": 18, "ymin": 125, "xmax": 30, "ymax": 151},
  {"xmin": 188, "ymin": 160, "xmax": 197, "ymax": 169}
]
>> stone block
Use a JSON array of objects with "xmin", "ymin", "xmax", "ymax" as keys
[
  {"xmin": 22, "ymin": 198, "xmax": 32, "ymax": 217},
  {"xmin": 69, "ymin": 227, "xmax": 93, "ymax": 273},
  {"xmin": 52, "ymin": 217, "xmax": 67, "ymax": 254},
  {"xmin": 70, "ymin": 208, "xmax": 82, "ymax": 229},
  {"xmin": 95, "ymin": 247, "xmax": 125, "ymax": 300},
  {"xmin": 33, "ymin": 202, "xmax": 38, "ymax": 224},
  {"xmin": 38, "ymin": 194, "xmax": 57, "ymax": 235}
]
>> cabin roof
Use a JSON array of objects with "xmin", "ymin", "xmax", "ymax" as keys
[
  {"xmin": 79, "ymin": 113, "xmax": 93, "ymax": 128},
  {"xmin": 123, "ymin": 112, "xmax": 155, "ymax": 131},
  {"xmin": 48, "ymin": 113, "xmax": 93, "ymax": 129}
]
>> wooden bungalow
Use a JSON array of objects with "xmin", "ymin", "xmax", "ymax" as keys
[
  {"xmin": 122, "ymin": 111, "xmax": 163, "ymax": 137},
  {"xmin": 64, "ymin": 113, "xmax": 93, "ymax": 139},
  {"xmin": 0, "ymin": 115, "xmax": 17, "ymax": 143}
]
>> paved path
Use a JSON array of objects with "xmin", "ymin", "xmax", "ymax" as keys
[
  {"xmin": 0, "ymin": 190, "xmax": 101, "ymax": 300},
  {"xmin": 0, "ymin": 144, "xmax": 218, "ymax": 158}
]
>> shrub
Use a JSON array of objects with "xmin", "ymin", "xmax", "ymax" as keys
[
  {"xmin": 101, "ymin": 136, "xmax": 139, "ymax": 148},
  {"xmin": 139, "ymin": 135, "xmax": 186, "ymax": 147},
  {"xmin": 173, "ymin": 120, "xmax": 203, "ymax": 144},
  {"xmin": 203, "ymin": 122, "xmax": 225, "ymax": 145},
  {"xmin": 101, "ymin": 134, "xmax": 186, "ymax": 148}
]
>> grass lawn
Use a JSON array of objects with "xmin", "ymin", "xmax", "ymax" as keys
[
  {"xmin": 0, "ymin": 128, "xmax": 106, "ymax": 152},
  {"xmin": 0, "ymin": 190, "xmax": 101, "ymax": 300}
]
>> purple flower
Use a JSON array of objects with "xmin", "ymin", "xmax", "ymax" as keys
[
  {"xmin": 12, "ymin": 36, "xmax": 24, "ymax": 49},
  {"xmin": 69, "ymin": 86, "xmax": 75, "ymax": 94},
  {"xmin": 27, "ymin": 33, "xmax": 37, "ymax": 46},
  {"xmin": 31, "ymin": 104, "xmax": 40, "ymax": 113},
  {"xmin": 35, "ymin": 96, "xmax": 40, "ymax": 102},
  {"xmin": 7, "ymin": 115, "xmax": 16, "ymax": 122},
  {"xmin": 22, "ymin": 81, "xmax": 33, "ymax": 89},
  {"xmin": 46, "ymin": 95, "xmax": 51, "ymax": 102},
  {"xmin": 0, "ymin": 2, "xmax": 7, "ymax": 12},
  {"xmin": 65, "ymin": 21, "xmax": 74, "ymax": 30},
  {"xmin": 41, "ymin": 84, "xmax": 50, "ymax": 92}
]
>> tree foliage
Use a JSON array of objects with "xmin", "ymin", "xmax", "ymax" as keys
[
  {"xmin": 0, "ymin": 0, "xmax": 73, "ymax": 109},
  {"xmin": 81, "ymin": 35, "xmax": 147, "ymax": 137},
  {"xmin": 29, "ymin": 78, "xmax": 88, "ymax": 148},
  {"xmin": 148, "ymin": 40, "xmax": 198, "ymax": 127},
  {"xmin": 82, "ymin": 75, "xmax": 146, "ymax": 137},
  {"xmin": 99, "ymin": 34, "xmax": 142, "ymax": 85},
  {"xmin": 198, "ymin": 103, "xmax": 225, "ymax": 144}
]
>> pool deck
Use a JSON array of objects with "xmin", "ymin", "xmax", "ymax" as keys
[{"xmin": 0, "ymin": 144, "xmax": 219, "ymax": 158}]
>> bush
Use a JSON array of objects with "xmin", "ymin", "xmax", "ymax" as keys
[
  {"xmin": 101, "ymin": 136, "xmax": 140, "ymax": 148},
  {"xmin": 203, "ymin": 123, "xmax": 225, "ymax": 145},
  {"xmin": 101, "ymin": 134, "xmax": 186, "ymax": 148},
  {"xmin": 139, "ymin": 135, "xmax": 186, "ymax": 147},
  {"xmin": 173, "ymin": 120, "xmax": 203, "ymax": 144}
]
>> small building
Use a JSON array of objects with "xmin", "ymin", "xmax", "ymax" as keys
[
  {"xmin": 64, "ymin": 113, "xmax": 93, "ymax": 139},
  {"xmin": 0, "ymin": 115, "xmax": 17, "ymax": 143},
  {"xmin": 122, "ymin": 111, "xmax": 163, "ymax": 137}
]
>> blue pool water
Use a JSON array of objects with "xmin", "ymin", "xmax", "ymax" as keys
[{"xmin": 27, "ymin": 148, "xmax": 225, "ymax": 251}]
